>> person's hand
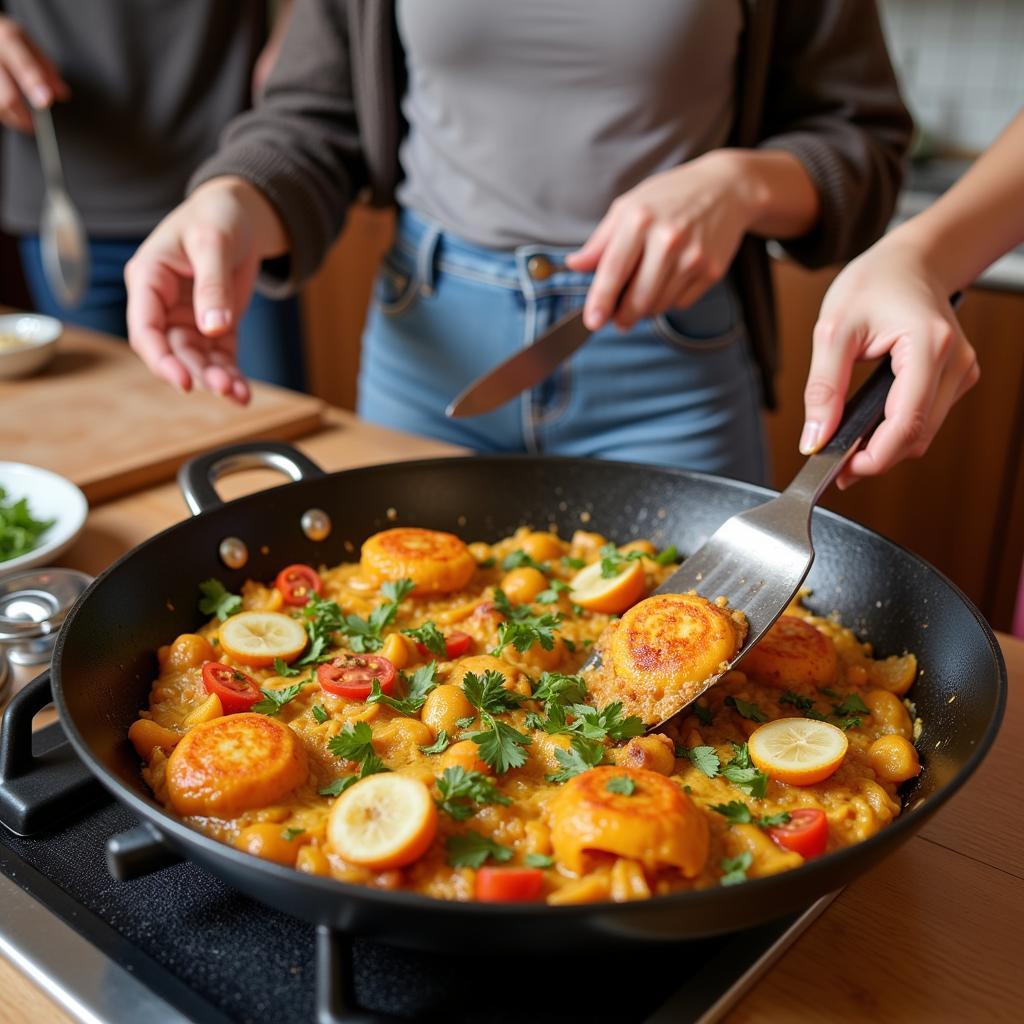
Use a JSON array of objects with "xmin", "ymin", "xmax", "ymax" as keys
[
  {"xmin": 565, "ymin": 150, "xmax": 766, "ymax": 331},
  {"xmin": 803, "ymin": 238, "xmax": 980, "ymax": 487},
  {"xmin": 125, "ymin": 177, "xmax": 289, "ymax": 404},
  {"xmin": 0, "ymin": 16, "xmax": 70, "ymax": 132}
]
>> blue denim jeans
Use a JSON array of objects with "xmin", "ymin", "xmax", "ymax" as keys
[
  {"xmin": 18, "ymin": 235, "xmax": 307, "ymax": 391},
  {"xmin": 358, "ymin": 209, "xmax": 769, "ymax": 483}
]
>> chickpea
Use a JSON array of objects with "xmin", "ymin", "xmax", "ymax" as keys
[
  {"xmin": 864, "ymin": 689, "xmax": 913, "ymax": 739},
  {"xmin": 570, "ymin": 530, "xmax": 608, "ymax": 557},
  {"xmin": 449, "ymin": 655, "xmax": 515, "ymax": 689},
  {"xmin": 846, "ymin": 664, "xmax": 869, "ymax": 686},
  {"xmin": 165, "ymin": 633, "xmax": 217, "ymax": 671},
  {"xmin": 619, "ymin": 539, "xmax": 657, "ymax": 557},
  {"xmin": 468, "ymin": 542, "xmax": 492, "ymax": 564},
  {"xmin": 500, "ymin": 566, "xmax": 548, "ymax": 605},
  {"xmin": 381, "ymin": 632, "xmax": 410, "ymax": 670},
  {"xmin": 234, "ymin": 823, "xmax": 309, "ymax": 866},
  {"xmin": 529, "ymin": 732, "xmax": 572, "ymax": 773},
  {"xmin": 373, "ymin": 717, "xmax": 434, "ymax": 758},
  {"xmin": 868, "ymin": 735, "xmax": 921, "ymax": 783},
  {"xmin": 616, "ymin": 734, "xmax": 676, "ymax": 776},
  {"xmin": 506, "ymin": 636, "xmax": 566, "ymax": 673},
  {"xmin": 421, "ymin": 684, "xmax": 474, "ymax": 738},
  {"xmin": 443, "ymin": 739, "xmax": 491, "ymax": 775},
  {"xmin": 296, "ymin": 845, "xmax": 331, "ymax": 876},
  {"xmin": 520, "ymin": 531, "xmax": 565, "ymax": 563}
]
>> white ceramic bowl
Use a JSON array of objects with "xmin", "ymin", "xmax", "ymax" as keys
[
  {"xmin": 0, "ymin": 313, "xmax": 63, "ymax": 379},
  {"xmin": 0, "ymin": 462, "xmax": 88, "ymax": 576}
]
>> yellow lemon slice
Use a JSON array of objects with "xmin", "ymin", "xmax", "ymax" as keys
[
  {"xmin": 569, "ymin": 559, "xmax": 646, "ymax": 615},
  {"xmin": 218, "ymin": 610, "xmax": 308, "ymax": 667},
  {"xmin": 327, "ymin": 773, "xmax": 438, "ymax": 869},
  {"xmin": 748, "ymin": 717, "xmax": 848, "ymax": 786}
]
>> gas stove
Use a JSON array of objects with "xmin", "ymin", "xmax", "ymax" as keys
[{"xmin": 0, "ymin": 721, "xmax": 834, "ymax": 1024}]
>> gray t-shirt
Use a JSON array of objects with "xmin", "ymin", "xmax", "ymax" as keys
[
  {"xmin": 1, "ymin": 0, "xmax": 265, "ymax": 236},
  {"xmin": 395, "ymin": 0, "xmax": 741, "ymax": 249}
]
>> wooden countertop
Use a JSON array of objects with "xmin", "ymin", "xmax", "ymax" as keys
[{"xmin": 2, "ymin": 410, "xmax": 1021, "ymax": 1023}]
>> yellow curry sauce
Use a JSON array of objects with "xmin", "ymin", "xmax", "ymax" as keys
[{"xmin": 130, "ymin": 526, "xmax": 921, "ymax": 904}]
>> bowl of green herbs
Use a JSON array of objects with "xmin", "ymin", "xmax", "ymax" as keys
[{"xmin": 0, "ymin": 462, "xmax": 87, "ymax": 576}]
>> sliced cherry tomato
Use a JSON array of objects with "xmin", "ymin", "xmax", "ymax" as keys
[
  {"xmin": 201, "ymin": 662, "xmax": 262, "ymax": 714},
  {"xmin": 475, "ymin": 867, "xmax": 544, "ymax": 903},
  {"xmin": 767, "ymin": 808, "xmax": 829, "ymax": 859},
  {"xmin": 274, "ymin": 564, "xmax": 323, "ymax": 606},
  {"xmin": 415, "ymin": 630, "xmax": 473, "ymax": 660},
  {"xmin": 317, "ymin": 654, "xmax": 397, "ymax": 700}
]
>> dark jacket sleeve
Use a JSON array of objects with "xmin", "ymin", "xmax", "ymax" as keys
[
  {"xmin": 756, "ymin": 0, "xmax": 913, "ymax": 267},
  {"xmin": 187, "ymin": 0, "xmax": 367, "ymax": 294}
]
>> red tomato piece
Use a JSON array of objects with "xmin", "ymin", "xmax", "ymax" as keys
[
  {"xmin": 275, "ymin": 564, "xmax": 323, "ymax": 606},
  {"xmin": 415, "ymin": 630, "xmax": 473, "ymax": 660},
  {"xmin": 475, "ymin": 867, "xmax": 544, "ymax": 902},
  {"xmin": 767, "ymin": 808, "xmax": 829, "ymax": 859},
  {"xmin": 201, "ymin": 662, "xmax": 262, "ymax": 714},
  {"xmin": 317, "ymin": 654, "xmax": 396, "ymax": 700}
]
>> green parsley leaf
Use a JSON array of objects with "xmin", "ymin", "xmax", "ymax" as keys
[
  {"xmin": 805, "ymin": 708, "xmax": 829, "ymax": 722},
  {"xmin": 299, "ymin": 593, "xmax": 344, "ymax": 664},
  {"xmin": 327, "ymin": 721, "xmax": 375, "ymax": 762},
  {"xmin": 380, "ymin": 578, "xmax": 416, "ymax": 605},
  {"xmin": 524, "ymin": 853, "xmax": 555, "ymax": 869},
  {"xmin": 445, "ymin": 831, "xmax": 515, "ymax": 869},
  {"xmin": 318, "ymin": 753, "xmax": 389, "ymax": 797},
  {"xmin": 721, "ymin": 742, "xmax": 769, "ymax": 799},
  {"xmin": 501, "ymin": 550, "xmax": 548, "ymax": 572},
  {"xmin": 757, "ymin": 810, "xmax": 792, "ymax": 828},
  {"xmin": 311, "ymin": 704, "xmax": 329, "ymax": 724},
  {"xmin": 566, "ymin": 702, "xmax": 644, "ymax": 742},
  {"xmin": 693, "ymin": 703, "xmax": 714, "ymax": 726},
  {"xmin": 535, "ymin": 579, "xmax": 570, "ymax": 604},
  {"xmin": 321, "ymin": 578, "xmax": 415, "ymax": 657},
  {"xmin": 420, "ymin": 729, "xmax": 451, "ymax": 755},
  {"xmin": 779, "ymin": 690, "xmax": 815, "ymax": 713},
  {"xmin": 605, "ymin": 775, "xmax": 637, "ymax": 796},
  {"xmin": 367, "ymin": 662, "xmax": 439, "ymax": 716},
  {"xmin": 455, "ymin": 715, "xmax": 477, "ymax": 730},
  {"xmin": 197, "ymin": 578, "xmax": 242, "ymax": 621},
  {"xmin": 531, "ymin": 672, "xmax": 589, "ymax": 708},
  {"xmin": 402, "ymin": 621, "xmax": 447, "ymax": 658},
  {"xmin": 684, "ymin": 744, "xmax": 721, "ymax": 778},
  {"xmin": 833, "ymin": 715, "xmax": 863, "ymax": 731},
  {"xmin": 435, "ymin": 766, "xmax": 511, "ymax": 821},
  {"xmin": 319, "ymin": 776, "xmax": 357, "ymax": 797},
  {"xmin": 597, "ymin": 543, "xmax": 646, "ymax": 579},
  {"xmin": 545, "ymin": 735, "xmax": 605, "ymax": 783},
  {"xmin": 819, "ymin": 687, "xmax": 840, "ymax": 698},
  {"xmin": 525, "ymin": 702, "xmax": 572, "ymax": 735},
  {"xmin": 252, "ymin": 683, "xmax": 303, "ymax": 716},
  {"xmin": 273, "ymin": 657, "xmax": 301, "ymax": 678},
  {"xmin": 833, "ymin": 694, "xmax": 871, "ymax": 717},
  {"xmin": 490, "ymin": 588, "xmax": 563, "ymax": 655},
  {"xmin": 0, "ymin": 487, "xmax": 54, "ymax": 562},
  {"xmin": 560, "ymin": 555, "xmax": 585, "ymax": 571},
  {"xmin": 462, "ymin": 670, "xmax": 522, "ymax": 715},
  {"xmin": 654, "ymin": 545, "xmax": 679, "ymax": 566},
  {"xmin": 710, "ymin": 800, "xmax": 754, "ymax": 825},
  {"xmin": 281, "ymin": 827, "xmax": 305, "ymax": 841},
  {"xmin": 469, "ymin": 718, "xmax": 532, "ymax": 774},
  {"xmin": 476, "ymin": 556, "xmax": 496, "ymax": 569},
  {"xmin": 720, "ymin": 850, "xmax": 753, "ymax": 886},
  {"xmin": 725, "ymin": 696, "xmax": 768, "ymax": 723}
]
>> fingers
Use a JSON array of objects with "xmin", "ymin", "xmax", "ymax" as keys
[
  {"xmin": 183, "ymin": 227, "xmax": 235, "ymax": 337},
  {"xmin": 0, "ymin": 23, "xmax": 69, "ymax": 109},
  {"xmin": 801, "ymin": 317, "xmax": 863, "ymax": 455},
  {"xmin": 614, "ymin": 223, "xmax": 685, "ymax": 329},
  {"xmin": 581, "ymin": 206, "xmax": 649, "ymax": 330},
  {"xmin": 0, "ymin": 64, "xmax": 30, "ymax": 131},
  {"xmin": 124, "ymin": 258, "xmax": 193, "ymax": 392},
  {"xmin": 565, "ymin": 214, "xmax": 614, "ymax": 274},
  {"xmin": 167, "ymin": 326, "xmax": 250, "ymax": 405}
]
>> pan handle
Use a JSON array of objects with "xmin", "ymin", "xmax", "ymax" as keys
[
  {"xmin": 178, "ymin": 440, "xmax": 326, "ymax": 516},
  {"xmin": 317, "ymin": 927, "xmax": 401, "ymax": 1024},
  {"xmin": 0, "ymin": 671, "xmax": 104, "ymax": 835},
  {"xmin": 106, "ymin": 822, "xmax": 183, "ymax": 880}
]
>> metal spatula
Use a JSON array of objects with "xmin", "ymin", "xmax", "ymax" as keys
[
  {"xmin": 586, "ymin": 357, "xmax": 895, "ymax": 731},
  {"xmin": 32, "ymin": 106, "xmax": 89, "ymax": 308}
]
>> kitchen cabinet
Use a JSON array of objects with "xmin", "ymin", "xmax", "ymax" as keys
[{"xmin": 300, "ymin": 216, "xmax": 1024, "ymax": 631}]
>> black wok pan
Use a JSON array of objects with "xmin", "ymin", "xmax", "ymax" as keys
[{"xmin": 0, "ymin": 441, "xmax": 1006, "ymax": 957}]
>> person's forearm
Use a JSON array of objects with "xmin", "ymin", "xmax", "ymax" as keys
[
  {"xmin": 886, "ymin": 110, "xmax": 1024, "ymax": 294},
  {"xmin": 722, "ymin": 149, "xmax": 821, "ymax": 239}
]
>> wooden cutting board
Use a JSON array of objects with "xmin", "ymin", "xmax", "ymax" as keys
[{"xmin": 0, "ymin": 317, "xmax": 323, "ymax": 503}]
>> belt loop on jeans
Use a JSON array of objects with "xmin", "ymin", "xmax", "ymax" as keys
[{"xmin": 415, "ymin": 219, "xmax": 441, "ymax": 298}]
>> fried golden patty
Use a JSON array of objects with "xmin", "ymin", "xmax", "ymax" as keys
[{"xmin": 360, "ymin": 527, "xmax": 476, "ymax": 596}]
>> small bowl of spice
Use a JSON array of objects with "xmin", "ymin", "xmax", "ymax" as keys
[{"xmin": 0, "ymin": 313, "xmax": 63, "ymax": 379}]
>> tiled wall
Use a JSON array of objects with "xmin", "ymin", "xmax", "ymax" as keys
[{"xmin": 880, "ymin": 0, "xmax": 1024, "ymax": 155}]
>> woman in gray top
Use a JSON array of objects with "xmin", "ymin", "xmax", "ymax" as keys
[{"xmin": 123, "ymin": 0, "xmax": 956, "ymax": 483}]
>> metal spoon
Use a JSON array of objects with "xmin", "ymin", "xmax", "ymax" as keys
[{"xmin": 31, "ymin": 105, "xmax": 89, "ymax": 308}]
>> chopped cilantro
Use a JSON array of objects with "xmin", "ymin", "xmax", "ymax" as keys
[
  {"xmin": 311, "ymin": 704, "xmax": 329, "ymax": 724},
  {"xmin": 402, "ymin": 621, "xmax": 447, "ymax": 658},
  {"xmin": 524, "ymin": 853, "xmax": 555, "ymax": 869},
  {"xmin": 273, "ymin": 657, "xmax": 301, "ymax": 678},
  {"xmin": 462, "ymin": 670, "xmax": 523, "ymax": 715},
  {"xmin": 281, "ymin": 827, "xmax": 305, "ymax": 841},
  {"xmin": 605, "ymin": 775, "xmax": 637, "ymax": 796},
  {"xmin": 546, "ymin": 735, "xmax": 605, "ymax": 783},
  {"xmin": 310, "ymin": 578, "xmax": 414, "ymax": 659},
  {"xmin": 455, "ymin": 715, "xmax": 477, "ymax": 730},
  {"xmin": 469, "ymin": 718, "xmax": 532, "ymax": 774},
  {"xmin": 531, "ymin": 672, "xmax": 589, "ymax": 708},
  {"xmin": 197, "ymin": 579, "xmax": 242, "ymax": 621},
  {"xmin": 779, "ymin": 691, "xmax": 815, "ymax": 713},
  {"xmin": 367, "ymin": 662, "xmax": 438, "ymax": 715},
  {"xmin": 490, "ymin": 588, "xmax": 563, "ymax": 655},
  {"xmin": 435, "ymin": 766, "xmax": 510, "ymax": 821},
  {"xmin": 476, "ymin": 556, "xmax": 496, "ymax": 569},
  {"xmin": 682, "ymin": 744, "xmax": 721, "ymax": 778},
  {"xmin": 819, "ymin": 687, "xmax": 840, "ymax": 698},
  {"xmin": 318, "ymin": 753, "xmax": 389, "ymax": 797},
  {"xmin": 445, "ymin": 831, "xmax": 514, "ymax": 868},
  {"xmin": 833, "ymin": 694, "xmax": 871, "ymax": 717},
  {"xmin": 710, "ymin": 801, "xmax": 791, "ymax": 829},
  {"xmin": 0, "ymin": 487, "xmax": 54, "ymax": 562},
  {"xmin": 833, "ymin": 716, "xmax": 863, "ymax": 731},
  {"xmin": 298, "ymin": 593, "xmax": 344, "ymax": 664},
  {"xmin": 252, "ymin": 683, "xmax": 303, "ymax": 716},
  {"xmin": 501, "ymin": 550, "xmax": 548, "ymax": 572},
  {"xmin": 420, "ymin": 729, "xmax": 451, "ymax": 755},
  {"xmin": 566, "ymin": 701, "xmax": 643, "ymax": 742},
  {"xmin": 327, "ymin": 721, "xmax": 375, "ymax": 762},
  {"xmin": 720, "ymin": 851, "xmax": 753, "ymax": 886},
  {"xmin": 725, "ymin": 696, "xmax": 768, "ymax": 723},
  {"xmin": 721, "ymin": 743, "xmax": 769, "ymax": 799},
  {"xmin": 535, "ymin": 579, "xmax": 570, "ymax": 604},
  {"xmin": 693, "ymin": 703, "xmax": 714, "ymax": 726},
  {"xmin": 654, "ymin": 545, "xmax": 679, "ymax": 566},
  {"xmin": 560, "ymin": 555, "xmax": 585, "ymax": 571},
  {"xmin": 597, "ymin": 543, "xmax": 646, "ymax": 579}
]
